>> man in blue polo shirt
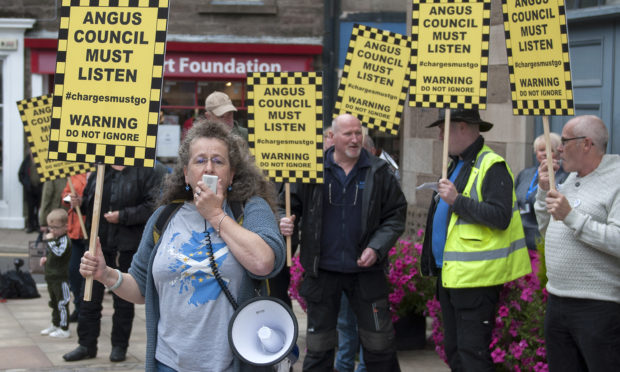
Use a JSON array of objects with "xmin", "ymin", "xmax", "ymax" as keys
[{"xmin": 280, "ymin": 113, "xmax": 406, "ymax": 371}]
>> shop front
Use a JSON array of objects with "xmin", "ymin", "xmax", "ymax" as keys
[{"xmin": 26, "ymin": 38, "xmax": 322, "ymax": 147}]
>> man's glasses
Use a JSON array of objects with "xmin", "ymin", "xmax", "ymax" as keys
[
  {"xmin": 561, "ymin": 136, "xmax": 586, "ymax": 145},
  {"xmin": 328, "ymin": 183, "xmax": 359, "ymax": 206}
]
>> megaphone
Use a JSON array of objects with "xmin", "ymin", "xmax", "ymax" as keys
[{"xmin": 228, "ymin": 297, "xmax": 298, "ymax": 366}]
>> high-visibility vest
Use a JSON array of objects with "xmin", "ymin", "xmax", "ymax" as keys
[{"xmin": 441, "ymin": 146, "xmax": 532, "ymax": 288}]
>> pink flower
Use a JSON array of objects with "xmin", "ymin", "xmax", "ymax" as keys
[
  {"xmin": 491, "ymin": 347, "xmax": 506, "ymax": 363},
  {"xmin": 509, "ymin": 320, "xmax": 520, "ymax": 337},
  {"xmin": 521, "ymin": 287, "xmax": 534, "ymax": 302},
  {"xmin": 414, "ymin": 242, "xmax": 423, "ymax": 255},
  {"xmin": 536, "ymin": 347, "xmax": 546, "ymax": 357},
  {"xmin": 498, "ymin": 305, "xmax": 510, "ymax": 318},
  {"xmin": 533, "ymin": 362, "xmax": 549, "ymax": 372},
  {"xmin": 388, "ymin": 246, "xmax": 397, "ymax": 257}
]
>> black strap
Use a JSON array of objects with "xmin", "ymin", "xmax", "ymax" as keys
[{"xmin": 153, "ymin": 202, "xmax": 184, "ymax": 244}]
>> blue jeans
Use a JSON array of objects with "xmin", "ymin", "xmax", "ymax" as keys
[
  {"xmin": 336, "ymin": 294, "xmax": 367, "ymax": 372},
  {"xmin": 545, "ymin": 294, "xmax": 620, "ymax": 372}
]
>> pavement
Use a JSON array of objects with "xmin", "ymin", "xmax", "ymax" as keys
[{"xmin": 0, "ymin": 228, "xmax": 449, "ymax": 371}]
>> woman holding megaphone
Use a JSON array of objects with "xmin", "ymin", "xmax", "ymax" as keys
[{"xmin": 79, "ymin": 119, "xmax": 285, "ymax": 372}]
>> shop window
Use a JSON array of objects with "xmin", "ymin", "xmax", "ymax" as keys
[
  {"xmin": 200, "ymin": 0, "xmax": 277, "ymax": 14},
  {"xmin": 160, "ymin": 79, "xmax": 247, "ymax": 135}
]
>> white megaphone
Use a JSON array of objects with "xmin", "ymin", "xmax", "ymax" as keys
[{"xmin": 228, "ymin": 297, "xmax": 299, "ymax": 366}]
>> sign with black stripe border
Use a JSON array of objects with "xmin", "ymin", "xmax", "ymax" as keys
[
  {"xmin": 502, "ymin": 0, "xmax": 574, "ymax": 116},
  {"xmin": 18, "ymin": 94, "xmax": 93, "ymax": 182},
  {"xmin": 49, "ymin": 0, "xmax": 169, "ymax": 167},
  {"xmin": 247, "ymin": 72, "xmax": 324, "ymax": 184},
  {"xmin": 409, "ymin": 0, "xmax": 491, "ymax": 109},
  {"xmin": 334, "ymin": 24, "xmax": 412, "ymax": 135}
]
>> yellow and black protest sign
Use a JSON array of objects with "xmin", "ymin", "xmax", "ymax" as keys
[
  {"xmin": 18, "ymin": 95, "xmax": 93, "ymax": 181},
  {"xmin": 502, "ymin": 0, "xmax": 574, "ymax": 116},
  {"xmin": 334, "ymin": 24, "xmax": 411, "ymax": 135},
  {"xmin": 410, "ymin": 0, "xmax": 491, "ymax": 109},
  {"xmin": 49, "ymin": 0, "xmax": 169, "ymax": 167},
  {"xmin": 247, "ymin": 72, "xmax": 324, "ymax": 184}
]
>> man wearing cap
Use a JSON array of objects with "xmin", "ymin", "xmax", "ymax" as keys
[
  {"xmin": 421, "ymin": 109, "xmax": 531, "ymax": 371},
  {"xmin": 204, "ymin": 91, "xmax": 248, "ymax": 141}
]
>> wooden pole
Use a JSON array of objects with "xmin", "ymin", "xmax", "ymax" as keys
[
  {"xmin": 83, "ymin": 164, "xmax": 105, "ymax": 301},
  {"xmin": 441, "ymin": 109, "xmax": 451, "ymax": 179},
  {"xmin": 67, "ymin": 177, "xmax": 88, "ymax": 240},
  {"xmin": 285, "ymin": 183, "xmax": 292, "ymax": 267},
  {"xmin": 542, "ymin": 116, "xmax": 557, "ymax": 192}
]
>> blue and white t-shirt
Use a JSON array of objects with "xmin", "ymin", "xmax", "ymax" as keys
[{"xmin": 152, "ymin": 202, "xmax": 244, "ymax": 372}]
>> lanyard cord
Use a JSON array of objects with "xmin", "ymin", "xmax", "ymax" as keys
[
  {"xmin": 204, "ymin": 220, "xmax": 239, "ymax": 310},
  {"xmin": 525, "ymin": 169, "xmax": 539, "ymax": 201}
]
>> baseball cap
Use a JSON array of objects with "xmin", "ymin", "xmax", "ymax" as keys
[
  {"xmin": 205, "ymin": 91, "xmax": 237, "ymax": 117},
  {"xmin": 427, "ymin": 108, "xmax": 493, "ymax": 132}
]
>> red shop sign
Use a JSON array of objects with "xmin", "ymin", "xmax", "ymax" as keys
[
  {"xmin": 30, "ymin": 50, "xmax": 313, "ymax": 78},
  {"xmin": 164, "ymin": 54, "xmax": 313, "ymax": 78}
]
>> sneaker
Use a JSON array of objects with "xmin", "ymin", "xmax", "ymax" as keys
[
  {"xmin": 41, "ymin": 325, "xmax": 59, "ymax": 335},
  {"xmin": 49, "ymin": 328, "xmax": 70, "ymax": 338}
]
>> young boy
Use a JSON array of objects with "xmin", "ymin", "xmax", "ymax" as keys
[{"xmin": 39, "ymin": 208, "xmax": 72, "ymax": 338}]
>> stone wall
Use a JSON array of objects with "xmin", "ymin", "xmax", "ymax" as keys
[{"xmin": 5, "ymin": 1, "xmax": 324, "ymax": 39}]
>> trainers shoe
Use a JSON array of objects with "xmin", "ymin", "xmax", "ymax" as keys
[
  {"xmin": 50, "ymin": 328, "xmax": 70, "ymax": 338},
  {"xmin": 41, "ymin": 325, "xmax": 59, "ymax": 335}
]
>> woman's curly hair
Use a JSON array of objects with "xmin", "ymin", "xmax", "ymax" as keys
[{"xmin": 158, "ymin": 118, "xmax": 277, "ymax": 213}]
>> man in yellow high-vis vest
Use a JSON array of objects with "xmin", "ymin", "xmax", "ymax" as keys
[{"xmin": 421, "ymin": 109, "xmax": 531, "ymax": 372}]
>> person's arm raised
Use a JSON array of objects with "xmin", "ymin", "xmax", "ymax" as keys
[{"xmin": 80, "ymin": 238, "xmax": 145, "ymax": 304}]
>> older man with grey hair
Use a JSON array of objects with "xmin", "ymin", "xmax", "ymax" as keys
[{"xmin": 535, "ymin": 115, "xmax": 620, "ymax": 371}]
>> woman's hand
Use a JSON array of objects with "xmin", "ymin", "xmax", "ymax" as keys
[
  {"xmin": 193, "ymin": 178, "xmax": 225, "ymax": 220},
  {"xmin": 79, "ymin": 237, "xmax": 109, "ymax": 282}
]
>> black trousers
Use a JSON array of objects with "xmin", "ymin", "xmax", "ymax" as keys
[
  {"xmin": 301, "ymin": 270, "xmax": 400, "ymax": 372},
  {"xmin": 77, "ymin": 250, "xmax": 135, "ymax": 350},
  {"xmin": 24, "ymin": 187, "xmax": 41, "ymax": 229},
  {"xmin": 437, "ymin": 272, "xmax": 501, "ymax": 372},
  {"xmin": 68, "ymin": 239, "xmax": 86, "ymax": 314},
  {"xmin": 545, "ymin": 294, "xmax": 620, "ymax": 372}
]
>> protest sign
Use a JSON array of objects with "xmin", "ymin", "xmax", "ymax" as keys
[
  {"xmin": 502, "ymin": 0, "xmax": 574, "ymax": 115},
  {"xmin": 334, "ymin": 24, "xmax": 412, "ymax": 135},
  {"xmin": 410, "ymin": 0, "xmax": 491, "ymax": 109},
  {"xmin": 49, "ymin": 1, "xmax": 169, "ymax": 167},
  {"xmin": 17, "ymin": 94, "xmax": 92, "ymax": 181},
  {"xmin": 247, "ymin": 72, "xmax": 324, "ymax": 184}
]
